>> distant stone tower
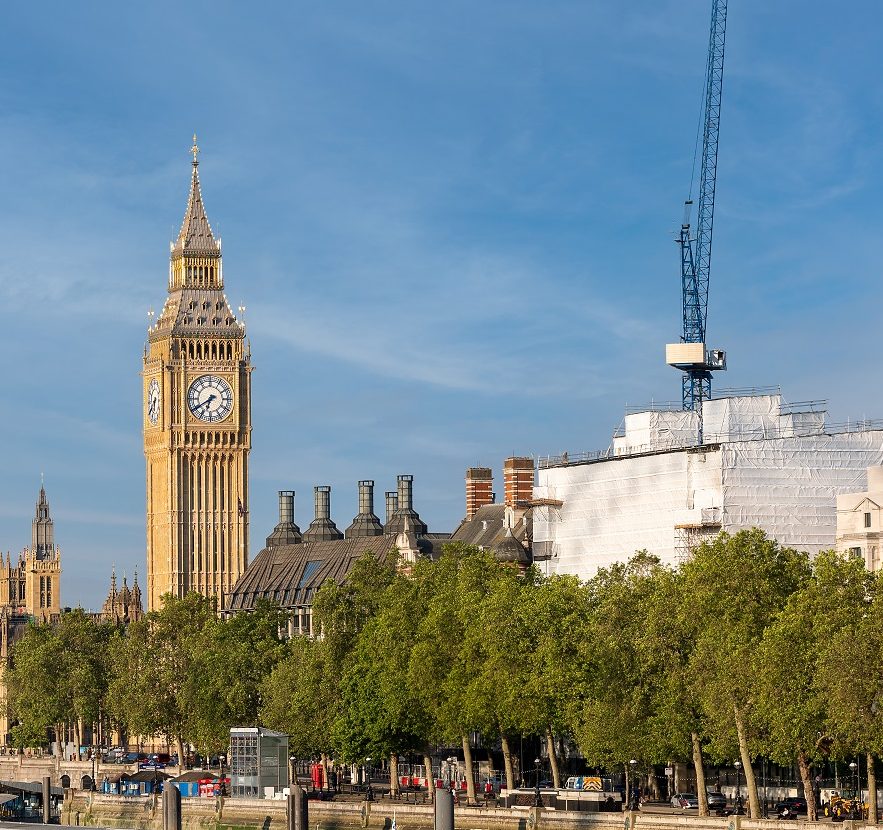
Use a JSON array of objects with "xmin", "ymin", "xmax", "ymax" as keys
[
  {"xmin": 0, "ymin": 484, "xmax": 62, "ymax": 621},
  {"xmin": 142, "ymin": 137, "xmax": 252, "ymax": 611},
  {"xmin": 99, "ymin": 568, "xmax": 145, "ymax": 624}
]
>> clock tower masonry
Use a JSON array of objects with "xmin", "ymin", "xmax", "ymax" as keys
[{"xmin": 143, "ymin": 137, "xmax": 252, "ymax": 611}]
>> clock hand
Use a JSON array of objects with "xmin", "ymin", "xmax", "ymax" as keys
[{"xmin": 199, "ymin": 394, "xmax": 217, "ymax": 412}]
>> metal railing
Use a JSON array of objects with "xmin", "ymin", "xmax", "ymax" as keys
[{"xmin": 539, "ymin": 419, "xmax": 883, "ymax": 469}]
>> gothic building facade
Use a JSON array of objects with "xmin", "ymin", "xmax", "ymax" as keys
[
  {"xmin": 97, "ymin": 569, "xmax": 144, "ymax": 625},
  {"xmin": 143, "ymin": 138, "xmax": 252, "ymax": 611},
  {"xmin": 0, "ymin": 485, "xmax": 62, "ymax": 621},
  {"xmin": 0, "ymin": 484, "xmax": 64, "ymax": 744}
]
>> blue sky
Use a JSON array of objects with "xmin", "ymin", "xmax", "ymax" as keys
[{"xmin": 1, "ymin": 1, "xmax": 881, "ymax": 609}]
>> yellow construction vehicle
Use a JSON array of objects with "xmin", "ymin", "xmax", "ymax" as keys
[{"xmin": 824, "ymin": 790, "xmax": 868, "ymax": 821}]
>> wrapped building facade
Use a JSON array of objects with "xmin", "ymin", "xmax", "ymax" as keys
[{"xmin": 533, "ymin": 394, "xmax": 883, "ymax": 579}]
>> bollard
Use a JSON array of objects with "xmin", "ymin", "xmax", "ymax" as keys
[
  {"xmin": 42, "ymin": 776, "xmax": 51, "ymax": 824},
  {"xmin": 287, "ymin": 782, "xmax": 309, "ymax": 830},
  {"xmin": 434, "ymin": 787, "xmax": 454, "ymax": 830},
  {"xmin": 163, "ymin": 784, "xmax": 182, "ymax": 830}
]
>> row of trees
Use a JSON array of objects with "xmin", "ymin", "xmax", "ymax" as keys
[{"xmin": 7, "ymin": 532, "xmax": 883, "ymax": 820}]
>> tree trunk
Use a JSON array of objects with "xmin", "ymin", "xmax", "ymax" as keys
[
  {"xmin": 545, "ymin": 729, "xmax": 561, "ymax": 789},
  {"xmin": 796, "ymin": 750, "xmax": 816, "ymax": 821},
  {"xmin": 176, "ymin": 737, "xmax": 185, "ymax": 771},
  {"xmin": 501, "ymin": 735, "xmax": 516, "ymax": 793},
  {"xmin": 734, "ymin": 705, "xmax": 759, "ymax": 818},
  {"xmin": 691, "ymin": 731, "xmax": 709, "ymax": 816},
  {"xmin": 423, "ymin": 751, "xmax": 434, "ymax": 802},
  {"xmin": 390, "ymin": 754, "xmax": 400, "ymax": 796},
  {"xmin": 461, "ymin": 735, "xmax": 476, "ymax": 803},
  {"xmin": 867, "ymin": 753, "xmax": 877, "ymax": 823}
]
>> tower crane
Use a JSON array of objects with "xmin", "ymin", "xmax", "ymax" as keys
[{"xmin": 666, "ymin": 0, "xmax": 728, "ymax": 442}]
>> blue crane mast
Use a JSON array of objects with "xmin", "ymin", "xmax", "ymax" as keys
[{"xmin": 666, "ymin": 0, "xmax": 728, "ymax": 438}]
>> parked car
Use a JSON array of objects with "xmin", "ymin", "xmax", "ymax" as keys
[
  {"xmin": 774, "ymin": 796, "xmax": 808, "ymax": 816},
  {"xmin": 706, "ymin": 791, "xmax": 727, "ymax": 810},
  {"xmin": 672, "ymin": 793, "xmax": 699, "ymax": 809}
]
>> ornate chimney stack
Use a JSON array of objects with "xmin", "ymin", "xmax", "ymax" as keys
[
  {"xmin": 385, "ymin": 491, "xmax": 398, "ymax": 525},
  {"xmin": 466, "ymin": 467, "xmax": 494, "ymax": 519},
  {"xmin": 266, "ymin": 490, "xmax": 303, "ymax": 548},
  {"xmin": 385, "ymin": 474, "xmax": 428, "ymax": 535},
  {"xmin": 503, "ymin": 457, "xmax": 534, "ymax": 508},
  {"xmin": 304, "ymin": 486, "xmax": 343, "ymax": 542},
  {"xmin": 345, "ymin": 481, "xmax": 384, "ymax": 538}
]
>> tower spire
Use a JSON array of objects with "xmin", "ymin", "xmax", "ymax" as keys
[
  {"xmin": 32, "ymin": 481, "xmax": 54, "ymax": 559},
  {"xmin": 171, "ymin": 134, "xmax": 219, "ymax": 262}
]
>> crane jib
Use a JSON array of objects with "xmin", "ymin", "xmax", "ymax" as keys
[{"xmin": 669, "ymin": 0, "xmax": 728, "ymax": 419}]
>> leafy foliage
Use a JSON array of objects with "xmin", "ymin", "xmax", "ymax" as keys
[{"xmin": 7, "ymin": 529, "xmax": 883, "ymax": 800}]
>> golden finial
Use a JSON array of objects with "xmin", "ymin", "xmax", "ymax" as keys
[{"xmin": 191, "ymin": 133, "xmax": 200, "ymax": 166}]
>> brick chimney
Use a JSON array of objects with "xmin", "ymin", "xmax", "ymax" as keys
[
  {"xmin": 466, "ymin": 467, "xmax": 494, "ymax": 519},
  {"xmin": 503, "ymin": 457, "xmax": 534, "ymax": 508}
]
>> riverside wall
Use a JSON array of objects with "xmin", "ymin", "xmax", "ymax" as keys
[
  {"xmin": 0, "ymin": 754, "xmax": 141, "ymax": 788},
  {"xmin": 61, "ymin": 793, "xmax": 854, "ymax": 830}
]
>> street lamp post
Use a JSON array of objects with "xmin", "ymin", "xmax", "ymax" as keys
[
  {"xmin": 629, "ymin": 760, "xmax": 638, "ymax": 811},
  {"xmin": 734, "ymin": 761, "xmax": 743, "ymax": 815},
  {"xmin": 90, "ymin": 748, "xmax": 96, "ymax": 792},
  {"xmin": 533, "ymin": 758, "xmax": 543, "ymax": 809},
  {"xmin": 365, "ymin": 757, "xmax": 374, "ymax": 802},
  {"xmin": 219, "ymin": 755, "xmax": 227, "ymax": 797},
  {"xmin": 761, "ymin": 757, "xmax": 768, "ymax": 818},
  {"xmin": 289, "ymin": 755, "xmax": 297, "ymax": 792},
  {"xmin": 849, "ymin": 761, "xmax": 859, "ymax": 820}
]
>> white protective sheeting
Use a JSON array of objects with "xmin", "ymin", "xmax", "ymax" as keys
[
  {"xmin": 534, "ymin": 447, "xmax": 723, "ymax": 580},
  {"xmin": 719, "ymin": 433, "xmax": 883, "ymax": 552},
  {"xmin": 535, "ymin": 394, "xmax": 883, "ymax": 580},
  {"xmin": 613, "ymin": 410, "xmax": 698, "ymax": 455}
]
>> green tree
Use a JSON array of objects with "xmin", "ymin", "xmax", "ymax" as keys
[
  {"xmin": 187, "ymin": 600, "xmax": 287, "ymax": 752},
  {"xmin": 261, "ymin": 635, "xmax": 338, "ymax": 758},
  {"xmin": 408, "ymin": 544, "xmax": 502, "ymax": 802},
  {"xmin": 262, "ymin": 551, "xmax": 396, "ymax": 780},
  {"xmin": 681, "ymin": 529, "xmax": 811, "ymax": 817},
  {"xmin": 754, "ymin": 551, "xmax": 872, "ymax": 820},
  {"xmin": 464, "ymin": 562, "xmax": 540, "ymax": 791},
  {"xmin": 334, "ymin": 568, "xmax": 434, "ymax": 793},
  {"xmin": 7, "ymin": 622, "xmax": 67, "ymax": 748},
  {"xmin": 107, "ymin": 592, "xmax": 216, "ymax": 760},
  {"xmin": 526, "ymin": 572, "xmax": 593, "ymax": 789},
  {"xmin": 56, "ymin": 610, "xmax": 119, "ymax": 748},
  {"xmin": 637, "ymin": 564, "xmax": 710, "ymax": 811},
  {"xmin": 7, "ymin": 611, "xmax": 117, "ymax": 751},
  {"xmin": 569, "ymin": 554, "xmax": 663, "ymax": 801},
  {"xmin": 815, "ymin": 567, "xmax": 883, "ymax": 821}
]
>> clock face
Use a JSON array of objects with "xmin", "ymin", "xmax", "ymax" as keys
[
  {"xmin": 188, "ymin": 375, "xmax": 234, "ymax": 423},
  {"xmin": 146, "ymin": 379, "xmax": 160, "ymax": 426}
]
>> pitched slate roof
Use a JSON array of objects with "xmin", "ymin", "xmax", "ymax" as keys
[
  {"xmin": 449, "ymin": 503, "xmax": 532, "ymax": 563},
  {"xmin": 226, "ymin": 535, "xmax": 398, "ymax": 612}
]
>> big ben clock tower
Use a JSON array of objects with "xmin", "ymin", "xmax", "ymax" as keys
[{"xmin": 143, "ymin": 137, "xmax": 252, "ymax": 611}]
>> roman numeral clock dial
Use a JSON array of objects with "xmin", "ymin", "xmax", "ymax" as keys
[
  {"xmin": 187, "ymin": 375, "xmax": 234, "ymax": 423},
  {"xmin": 146, "ymin": 378, "xmax": 160, "ymax": 426}
]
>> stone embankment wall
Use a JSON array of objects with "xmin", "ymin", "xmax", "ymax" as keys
[
  {"xmin": 0, "ymin": 754, "xmax": 141, "ymax": 788},
  {"xmin": 62, "ymin": 794, "xmax": 851, "ymax": 830}
]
